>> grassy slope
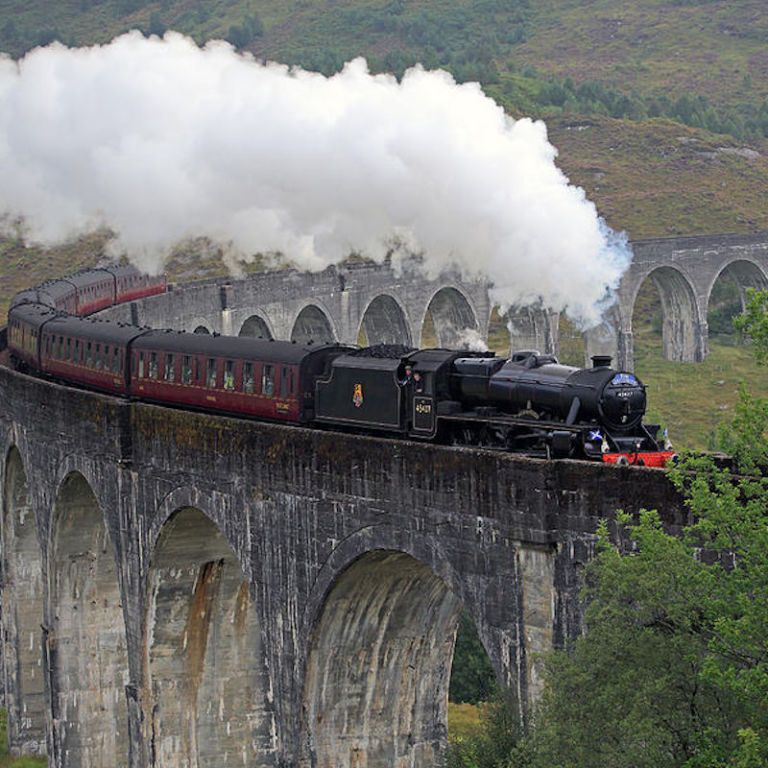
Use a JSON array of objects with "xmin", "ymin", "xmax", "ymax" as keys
[{"xmin": 515, "ymin": 0, "xmax": 768, "ymax": 109}]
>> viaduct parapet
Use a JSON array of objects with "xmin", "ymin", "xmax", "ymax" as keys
[
  {"xmin": 0, "ymin": 359, "xmax": 686, "ymax": 767},
  {"xmin": 98, "ymin": 232, "xmax": 768, "ymax": 371}
]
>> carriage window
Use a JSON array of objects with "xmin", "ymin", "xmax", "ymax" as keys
[
  {"xmin": 138, "ymin": 352, "xmax": 145, "ymax": 378},
  {"xmin": 75, "ymin": 339, "xmax": 80, "ymax": 362},
  {"xmin": 280, "ymin": 367, "xmax": 290, "ymax": 398},
  {"xmin": 95, "ymin": 344, "xmax": 102, "ymax": 369},
  {"xmin": 86, "ymin": 342, "xmax": 93, "ymax": 367},
  {"xmin": 262, "ymin": 365, "xmax": 274, "ymax": 396},
  {"xmin": 207, "ymin": 358, "xmax": 217, "ymax": 388},
  {"xmin": 182, "ymin": 355, "xmax": 192, "ymax": 385},
  {"xmin": 103, "ymin": 346, "xmax": 110, "ymax": 369},
  {"xmin": 164, "ymin": 353, "xmax": 175, "ymax": 382},
  {"xmin": 66, "ymin": 338, "xmax": 72, "ymax": 361},
  {"xmin": 113, "ymin": 348, "xmax": 120, "ymax": 373},
  {"xmin": 224, "ymin": 360, "xmax": 235, "ymax": 391},
  {"xmin": 243, "ymin": 362, "xmax": 254, "ymax": 394},
  {"xmin": 149, "ymin": 351, "xmax": 158, "ymax": 379}
]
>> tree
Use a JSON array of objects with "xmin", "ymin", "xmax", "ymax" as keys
[
  {"xmin": 450, "ymin": 611, "xmax": 498, "ymax": 705},
  {"xmin": 734, "ymin": 288, "xmax": 768, "ymax": 365}
]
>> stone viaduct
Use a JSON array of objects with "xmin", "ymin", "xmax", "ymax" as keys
[
  {"xmin": 0, "ymin": 349, "xmax": 686, "ymax": 768},
  {"xmin": 98, "ymin": 232, "xmax": 768, "ymax": 371},
  {"xmin": 0, "ymin": 230, "xmax": 760, "ymax": 767}
]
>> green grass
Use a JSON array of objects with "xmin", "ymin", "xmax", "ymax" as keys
[
  {"xmin": 447, "ymin": 701, "xmax": 483, "ymax": 743},
  {"xmin": 634, "ymin": 335, "xmax": 768, "ymax": 452}
]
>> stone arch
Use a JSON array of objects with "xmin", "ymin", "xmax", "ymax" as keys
[
  {"xmin": 2, "ymin": 446, "xmax": 45, "ymax": 755},
  {"xmin": 239, "ymin": 313, "xmax": 274, "ymax": 340},
  {"xmin": 630, "ymin": 266, "xmax": 703, "ymax": 362},
  {"xmin": 555, "ymin": 313, "xmax": 588, "ymax": 367},
  {"xmin": 706, "ymin": 259, "xmax": 768, "ymax": 339},
  {"xmin": 302, "ymin": 549, "xmax": 464, "ymax": 767},
  {"xmin": 193, "ymin": 324, "xmax": 211, "ymax": 335},
  {"xmin": 358, "ymin": 293, "xmax": 412, "ymax": 346},
  {"xmin": 504, "ymin": 305, "xmax": 555, "ymax": 356},
  {"xmin": 291, "ymin": 303, "xmax": 336, "ymax": 344},
  {"xmin": 420, "ymin": 286, "xmax": 480, "ymax": 348},
  {"xmin": 50, "ymin": 471, "xmax": 129, "ymax": 767},
  {"xmin": 145, "ymin": 506, "xmax": 275, "ymax": 767}
]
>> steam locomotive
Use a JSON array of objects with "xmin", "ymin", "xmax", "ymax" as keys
[{"xmin": 6, "ymin": 267, "xmax": 674, "ymax": 466}]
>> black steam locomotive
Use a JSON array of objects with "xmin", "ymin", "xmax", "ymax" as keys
[
  {"xmin": 7, "ymin": 268, "xmax": 673, "ymax": 466},
  {"xmin": 314, "ymin": 345, "xmax": 671, "ymax": 465}
]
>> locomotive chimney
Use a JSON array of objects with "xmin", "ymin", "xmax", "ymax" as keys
[{"xmin": 591, "ymin": 355, "xmax": 612, "ymax": 368}]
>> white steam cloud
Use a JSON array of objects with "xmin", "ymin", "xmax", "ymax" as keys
[{"xmin": 0, "ymin": 32, "xmax": 630, "ymax": 325}]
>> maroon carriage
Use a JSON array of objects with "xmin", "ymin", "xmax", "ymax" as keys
[
  {"xmin": 129, "ymin": 331, "xmax": 351, "ymax": 422},
  {"xmin": 40, "ymin": 314, "xmax": 146, "ymax": 395}
]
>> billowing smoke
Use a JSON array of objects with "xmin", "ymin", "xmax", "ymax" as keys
[{"xmin": 0, "ymin": 32, "xmax": 630, "ymax": 325}]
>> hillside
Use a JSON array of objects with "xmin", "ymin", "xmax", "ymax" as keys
[{"xmin": 1, "ymin": 0, "xmax": 766, "ymax": 243}]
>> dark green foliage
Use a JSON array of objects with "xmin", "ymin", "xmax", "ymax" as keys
[
  {"xmin": 707, "ymin": 275, "xmax": 743, "ymax": 338},
  {"xmin": 148, "ymin": 12, "xmax": 166, "ymax": 37},
  {"xmin": 116, "ymin": 0, "xmax": 149, "ymax": 14},
  {"xmin": 1, "ymin": 19, "xmax": 17, "ymax": 42},
  {"xmin": 531, "ymin": 74, "xmax": 768, "ymax": 140},
  {"xmin": 734, "ymin": 289, "xmax": 768, "ymax": 365},
  {"xmin": 273, "ymin": 0, "xmax": 530, "ymax": 82},
  {"xmin": 449, "ymin": 611, "xmax": 497, "ymax": 705},
  {"xmin": 225, "ymin": 13, "xmax": 263, "ymax": 49}
]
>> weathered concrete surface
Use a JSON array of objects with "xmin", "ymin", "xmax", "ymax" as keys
[
  {"xmin": 0, "ymin": 355, "xmax": 687, "ymax": 767},
  {"xmin": 98, "ymin": 233, "xmax": 768, "ymax": 369},
  {"xmin": 2, "ymin": 447, "xmax": 45, "ymax": 755}
]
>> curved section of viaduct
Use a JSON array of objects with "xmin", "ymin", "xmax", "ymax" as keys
[
  {"xmin": 0, "ymin": 358, "xmax": 686, "ymax": 767},
  {"xmin": 99, "ymin": 233, "xmax": 768, "ymax": 371}
]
